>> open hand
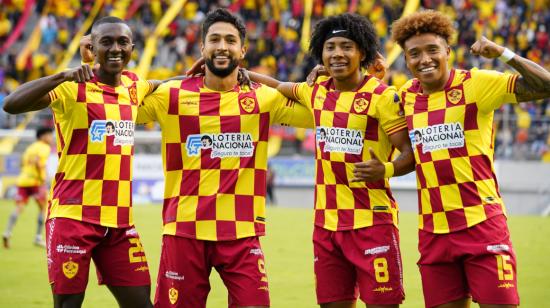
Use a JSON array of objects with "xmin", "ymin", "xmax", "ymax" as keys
[{"xmin": 306, "ymin": 64, "xmax": 329, "ymax": 86}]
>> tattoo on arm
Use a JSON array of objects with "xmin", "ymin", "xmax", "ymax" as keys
[{"xmin": 507, "ymin": 57, "xmax": 550, "ymax": 102}]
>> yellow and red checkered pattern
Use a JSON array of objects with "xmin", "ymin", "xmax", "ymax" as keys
[
  {"xmin": 293, "ymin": 76, "xmax": 407, "ymax": 231},
  {"xmin": 138, "ymin": 77, "xmax": 313, "ymax": 241},
  {"xmin": 47, "ymin": 71, "xmax": 153, "ymax": 228},
  {"xmin": 400, "ymin": 68, "xmax": 518, "ymax": 234},
  {"xmin": 16, "ymin": 140, "xmax": 51, "ymax": 187}
]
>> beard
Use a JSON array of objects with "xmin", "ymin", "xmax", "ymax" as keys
[{"xmin": 205, "ymin": 56, "xmax": 240, "ymax": 77}]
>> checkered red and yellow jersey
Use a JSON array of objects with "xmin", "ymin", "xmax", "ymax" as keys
[
  {"xmin": 400, "ymin": 68, "xmax": 518, "ymax": 234},
  {"xmin": 293, "ymin": 75, "xmax": 407, "ymax": 231},
  {"xmin": 47, "ymin": 71, "xmax": 153, "ymax": 228},
  {"xmin": 138, "ymin": 77, "xmax": 314, "ymax": 241},
  {"xmin": 16, "ymin": 141, "xmax": 51, "ymax": 187}
]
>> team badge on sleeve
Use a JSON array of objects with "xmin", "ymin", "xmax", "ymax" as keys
[{"xmin": 62, "ymin": 258, "xmax": 79, "ymax": 279}]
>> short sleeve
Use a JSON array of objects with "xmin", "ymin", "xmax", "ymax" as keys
[
  {"xmin": 137, "ymin": 81, "xmax": 171, "ymax": 124},
  {"xmin": 375, "ymin": 87, "xmax": 407, "ymax": 136},
  {"xmin": 472, "ymin": 69, "xmax": 518, "ymax": 113},
  {"xmin": 48, "ymin": 82, "xmax": 75, "ymax": 116},
  {"xmin": 292, "ymin": 81, "xmax": 315, "ymax": 109},
  {"xmin": 265, "ymin": 86, "xmax": 314, "ymax": 128}
]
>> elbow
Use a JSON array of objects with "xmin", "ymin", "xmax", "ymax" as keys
[{"xmin": 2, "ymin": 99, "xmax": 16, "ymax": 114}]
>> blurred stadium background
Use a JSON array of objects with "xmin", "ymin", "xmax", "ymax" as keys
[{"xmin": 0, "ymin": 0, "xmax": 549, "ymax": 307}]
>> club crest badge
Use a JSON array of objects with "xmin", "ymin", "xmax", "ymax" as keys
[
  {"xmin": 129, "ymin": 84, "xmax": 138, "ymax": 105},
  {"xmin": 240, "ymin": 97, "xmax": 256, "ymax": 113},
  {"xmin": 169, "ymin": 287, "xmax": 178, "ymax": 305},
  {"xmin": 62, "ymin": 258, "xmax": 79, "ymax": 279},
  {"xmin": 447, "ymin": 89, "xmax": 463, "ymax": 104},
  {"xmin": 353, "ymin": 97, "xmax": 369, "ymax": 113}
]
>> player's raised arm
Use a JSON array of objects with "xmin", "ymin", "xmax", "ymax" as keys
[
  {"xmin": 246, "ymin": 70, "xmax": 298, "ymax": 101},
  {"xmin": 470, "ymin": 36, "xmax": 550, "ymax": 102},
  {"xmin": 3, "ymin": 65, "xmax": 94, "ymax": 114}
]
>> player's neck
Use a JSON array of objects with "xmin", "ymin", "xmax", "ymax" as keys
[
  {"xmin": 333, "ymin": 70, "xmax": 363, "ymax": 92},
  {"xmin": 204, "ymin": 69, "xmax": 239, "ymax": 92},
  {"xmin": 421, "ymin": 70, "xmax": 451, "ymax": 95},
  {"xmin": 96, "ymin": 70, "xmax": 122, "ymax": 87}
]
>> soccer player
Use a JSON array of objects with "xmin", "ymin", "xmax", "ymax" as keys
[
  {"xmin": 3, "ymin": 16, "xmax": 156, "ymax": 308},
  {"xmin": 3, "ymin": 127, "xmax": 53, "ymax": 248},
  {"xmin": 137, "ymin": 8, "xmax": 313, "ymax": 308},
  {"xmin": 387, "ymin": 10, "xmax": 550, "ymax": 308},
  {"xmin": 246, "ymin": 13, "xmax": 414, "ymax": 308}
]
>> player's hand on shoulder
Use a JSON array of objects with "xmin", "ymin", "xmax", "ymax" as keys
[
  {"xmin": 238, "ymin": 68, "xmax": 251, "ymax": 87},
  {"xmin": 367, "ymin": 52, "xmax": 387, "ymax": 80},
  {"xmin": 63, "ymin": 64, "xmax": 94, "ymax": 83},
  {"xmin": 79, "ymin": 35, "xmax": 95, "ymax": 64},
  {"xmin": 186, "ymin": 57, "xmax": 205, "ymax": 76},
  {"xmin": 470, "ymin": 36, "xmax": 505, "ymax": 59},
  {"xmin": 307, "ymin": 64, "xmax": 329, "ymax": 86}
]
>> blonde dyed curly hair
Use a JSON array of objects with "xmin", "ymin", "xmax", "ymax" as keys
[{"xmin": 391, "ymin": 10, "xmax": 454, "ymax": 48}]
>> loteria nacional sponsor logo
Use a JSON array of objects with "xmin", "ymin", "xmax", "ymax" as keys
[
  {"xmin": 410, "ymin": 122, "xmax": 465, "ymax": 153},
  {"xmin": 186, "ymin": 133, "xmax": 254, "ymax": 158},
  {"xmin": 316, "ymin": 126, "xmax": 364, "ymax": 154},
  {"xmin": 90, "ymin": 120, "xmax": 135, "ymax": 146}
]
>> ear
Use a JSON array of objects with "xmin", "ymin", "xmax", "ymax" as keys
[
  {"xmin": 131, "ymin": 44, "xmax": 135, "ymax": 51},
  {"xmin": 200, "ymin": 42, "xmax": 205, "ymax": 57},
  {"xmin": 241, "ymin": 44, "xmax": 247, "ymax": 60}
]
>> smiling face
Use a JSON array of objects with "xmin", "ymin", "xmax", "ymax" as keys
[
  {"xmin": 92, "ymin": 23, "xmax": 133, "ymax": 76},
  {"xmin": 321, "ymin": 36, "xmax": 364, "ymax": 81},
  {"xmin": 404, "ymin": 33, "xmax": 451, "ymax": 94},
  {"xmin": 201, "ymin": 22, "xmax": 246, "ymax": 78}
]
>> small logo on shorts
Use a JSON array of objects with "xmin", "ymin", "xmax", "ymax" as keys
[
  {"xmin": 487, "ymin": 244, "xmax": 510, "ymax": 253},
  {"xmin": 498, "ymin": 282, "xmax": 515, "ymax": 289},
  {"xmin": 169, "ymin": 287, "xmax": 178, "ymax": 304},
  {"xmin": 373, "ymin": 286, "xmax": 393, "ymax": 293},
  {"xmin": 249, "ymin": 248, "xmax": 263, "ymax": 256},
  {"xmin": 364, "ymin": 246, "xmax": 390, "ymax": 255},
  {"xmin": 62, "ymin": 258, "xmax": 79, "ymax": 279},
  {"xmin": 165, "ymin": 271, "xmax": 185, "ymax": 281}
]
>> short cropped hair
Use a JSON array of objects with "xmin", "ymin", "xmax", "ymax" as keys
[
  {"xmin": 36, "ymin": 127, "xmax": 52, "ymax": 139},
  {"xmin": 91, "ymin": 16, "xmax": 127, "ymax": 34},
  {"xmin": 391, "ymin": 10, "xmax": 454, "ymax": 48},
  {"xmin": 201, "ymin": 8, "xmax": 246, "ymax": 44},
  {"xmin": 309, "ymin": 13, "xmax": 379, "ymax": 68}
]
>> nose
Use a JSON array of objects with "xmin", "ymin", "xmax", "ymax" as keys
[
  {"xmin": 330, "ymin": 46, "xmax": 344, "ymax": 59},
  {"xmin": 110, "ymin": 42, "xmax": 122, "ymax": 52},
  {"xmin": 217, "ymin": 39, "xmax": 228, "ymax": 51},
  {"xmin": 419, "ymin": 51, "xmax": 431, "ymax": 65}
]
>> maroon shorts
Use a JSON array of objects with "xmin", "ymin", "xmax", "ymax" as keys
[
  {"xmin": 15, "ymin": 186, "xmax": 47, "ymax": 204},
  {"xmin": 418, "ymin": 215, "xmax": 519, "ymax": 307},
  {"xmin": 45, "ymin": 218, "xmax": 151, "ymax": 294},
  {"xmin": 154, "ymin": 235, "xmax": 269, "ymax": 308},
  {"xmin": 313, "ymin": 225, "xmax": 404, "ymax": 305}
]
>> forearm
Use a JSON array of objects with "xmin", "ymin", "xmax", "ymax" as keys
[
  {"xmin": 3, "ymin": 73, "xmax": 66, "ymax": 114},
  {"xmin": 506, "ymin": 55, "xmax": 550, "ymax": 101},
  {"xmin": 248, "ymin": 71, "xmax": 281, "ymax": 89},
  {"xmin": 390, "ymin": 147, "xmax": 415, "ymax": 177}
]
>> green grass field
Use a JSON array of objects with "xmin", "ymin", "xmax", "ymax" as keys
[{"xmin": 0, "ymin": 199, "xmax": 548, "ymax": 307}]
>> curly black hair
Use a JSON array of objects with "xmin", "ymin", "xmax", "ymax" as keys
[
  {"xmin": 309, "ymin": 13, "xmax": 379, "ymax": 68},
  {"xmin": 201, "ymin": 8, "xmax": 247, "ymax": 45}
]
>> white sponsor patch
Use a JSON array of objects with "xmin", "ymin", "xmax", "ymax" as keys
[
  {"xmin": 250, "ymin": 248, "xmax": 263, "ymax": 256},
  {"xmin": 125, "ymin": 228, "xmax": 138, "ymax": 237},
  {"xmin": 186, "ymin": 133, "xmax": 254, "ymax": 158},
  {"xmin": 90, "ymin": 119, "xmax": 135, "ymax": 146},
  {"xmin": 410, "ymin": 122, "xmax": 465, "ymax": 153},
  {"xmin": 487, "ymin": 244, "xmax": 510, "ymax": 253},
  {"xmin": 165, "ymin": 271, "xmax": 185, "ymax": 281},
  {"xmin": 364, "ymin": 245, "xmax": 390, "ymax": 255},
  {"xmin": 316, "ymin": 126, "xmax": 364, "ymax": 154},
  {"xmin": 56, "ymin": 244, "xmax": 87, "ymax": 255}
]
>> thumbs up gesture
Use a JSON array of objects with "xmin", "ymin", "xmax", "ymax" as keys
[{"xmin": 351, "ymin": 148, "xmax": 385, "ymax": 182}]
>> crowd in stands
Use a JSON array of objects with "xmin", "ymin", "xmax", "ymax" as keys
[{"xmin": 0, "ymin": 0, "xmax": 549, "ymax": 160}]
